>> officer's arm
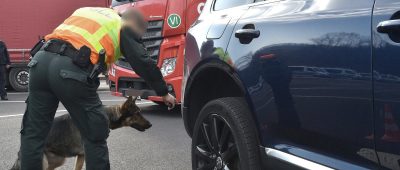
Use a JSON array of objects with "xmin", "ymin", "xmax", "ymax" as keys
[{"xmin": 120, "ymin": 29, "xmax": 168, "ymax": 96}]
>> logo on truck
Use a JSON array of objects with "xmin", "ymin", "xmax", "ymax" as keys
[{"xmin": 167, "ymin": 14, "xmax": 181, "ymax": 28}]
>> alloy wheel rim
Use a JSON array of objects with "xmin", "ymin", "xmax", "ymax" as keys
[{"xmin": 194, "ymin": 114, "xmax": 239, "ymax": 170}]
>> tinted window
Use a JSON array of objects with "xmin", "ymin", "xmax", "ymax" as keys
[
  {"xmin": 214, "ymin": 0, "xmax": 252, "ymax": 11},
  {"xmin": 111, "ymin": 0, "xmax": 132, "ymax": 7}
]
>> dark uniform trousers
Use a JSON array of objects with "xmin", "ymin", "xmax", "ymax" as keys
[
  {"xmin": 20, "ymin": 50, "xmax": 110, "ymax": 170},
  {"xmin": 0, "ymin": 65, "xmax": 6, "ymax": 97}
]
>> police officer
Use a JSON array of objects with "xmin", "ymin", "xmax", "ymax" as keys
[
  {"xmin": 20, "ymin": 8, "xmax": 176, "ymax": 170},
  {"xmin": 0, "ymin": 40, "xmax": 10, "ymax": 100}
]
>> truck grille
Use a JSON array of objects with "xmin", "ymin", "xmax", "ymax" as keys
[{"xmin": 115, "ymin": 20, "xmax": 163, "ymax": 70}]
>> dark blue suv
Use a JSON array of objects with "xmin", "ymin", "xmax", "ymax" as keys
[{"xmin": 182, "ymin": 0, "xmax": 400, "ymax": 169}]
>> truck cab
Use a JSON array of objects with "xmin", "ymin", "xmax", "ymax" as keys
[{"xmin": 108, "ymin": 0, "xmax": 205, "ymax": 104}]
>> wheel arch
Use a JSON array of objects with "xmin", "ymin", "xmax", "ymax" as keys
[{"xmin": 183, "ymin": 59, "xmax": 256, "ymax": 137}]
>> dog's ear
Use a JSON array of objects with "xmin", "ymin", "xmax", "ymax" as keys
[
  {"xmin": 132, "ymin": 96, "xmax": 138, "ymax": 102},
  {"xmin": 121, "ymin": 96, "xmax": 133, "ymax": 111}
]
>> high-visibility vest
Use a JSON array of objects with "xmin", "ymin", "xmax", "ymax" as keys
[{"xmin": 46, "ymin": 7, "xmax": 122, "ymax": 64}]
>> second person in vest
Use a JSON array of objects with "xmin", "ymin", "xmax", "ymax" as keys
[{"xmin": 20, "ymin": 7, "xmax": 176, "ymax": 170}]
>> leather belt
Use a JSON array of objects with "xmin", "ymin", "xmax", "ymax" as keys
[
  {"xmin": 42, "ymin": 39, "xmax": 94, "ymax": 71},
  {"xmin": 42, "ymin": 39, "xmax": 79, "ymax": 60}
]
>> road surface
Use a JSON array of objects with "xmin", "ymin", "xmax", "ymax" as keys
[{"xmin": 0, "ymin": 89, "xmax": 191, "ymax": 170}]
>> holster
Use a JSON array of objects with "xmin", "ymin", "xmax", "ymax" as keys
[
  {"xmin": 41, "ymin": 39, "xmax": 92, "ymax": 69},
  {"xmin": 89, "ymin": 49, "xmax": 107, "ymax": 80},
  {"xmin": 72, "ymin": 45, "xmax": 91, "ymax": 68}
]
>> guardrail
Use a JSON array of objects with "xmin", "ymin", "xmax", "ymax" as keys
[{"xmin": 8, "ymin": 49, "xmax": 31, "ymax": 63}]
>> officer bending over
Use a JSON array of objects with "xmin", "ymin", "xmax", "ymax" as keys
[{"xmin": 20, "ymin": 7, "xmax": 176, "ymax": 170}]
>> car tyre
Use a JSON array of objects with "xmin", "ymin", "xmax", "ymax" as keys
[
  {"xmin": 9, "ymin": 67, "xmax": 29, "ymax": 92},
  {"xmin": 192, "ymin": 97, "xmax": 261, "ymax": 170}
]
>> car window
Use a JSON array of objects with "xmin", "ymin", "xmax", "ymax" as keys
[
  {"xmin": 111, "ymin": 0, "xmax": 133, "ymax": 7},
  {"xmin": 214, "ymin": 0, "xmax": 252, "ymax": 11}
]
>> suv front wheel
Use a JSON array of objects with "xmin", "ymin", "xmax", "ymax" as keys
[{"xmin": 191, "ymin": 97, "xmax": 261, "ymax": 170}]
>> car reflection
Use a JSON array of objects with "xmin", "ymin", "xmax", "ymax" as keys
[
  {"xmin": 288, "ymin": 66, "xmax": 400, "ymax": 84},
  {"xmin": 324, "ymin": 68, "xmax": 361, "ymax": 79},
  {"xmin": 200, "ymin": 40, "xmax": 233, "ymax": 65},
  {"xmin": 289, "ymin": 66, "xmax": 330, "ymax": 78},
  {"xmin": 380, "ymin": 74, "xmax": 400, "ymax": 83}
]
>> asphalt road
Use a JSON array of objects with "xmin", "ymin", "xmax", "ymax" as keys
[{"xmin": 0, "ymin": 90, "xmax": 191, "ymax": 170}]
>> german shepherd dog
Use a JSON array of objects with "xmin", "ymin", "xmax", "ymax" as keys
[{"xmin": 11, "ymin": 96, "xmax": 152, "ymax": 170}]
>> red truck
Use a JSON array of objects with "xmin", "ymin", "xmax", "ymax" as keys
[
  {"xmin": 0, "ymin": 0, "xmax": 109, "ymax": 91},
  {"xmin": 108, "ymin": 0, "xmax": 205, "ymax": 104}
]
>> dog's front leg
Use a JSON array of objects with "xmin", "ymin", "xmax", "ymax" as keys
[
  {"xmin": 42, "ymin": 154, "xmax": 48, "ymax": 170},
  {"xmin": 74, "ymin": 154, "xmax": 85, "ymax": 170}
]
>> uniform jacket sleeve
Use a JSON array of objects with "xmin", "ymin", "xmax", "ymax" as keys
[{"xmin": 120, "ymin": 27, "xmax": 168, "ymax": 96}]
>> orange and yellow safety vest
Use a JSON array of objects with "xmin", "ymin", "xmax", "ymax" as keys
[{"xmin": 46, "ymin": 7, "xmax": 122, "ymax": 64}]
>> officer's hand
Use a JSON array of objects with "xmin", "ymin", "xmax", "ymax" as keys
[
  {"xmin": 6, "ymin": 65, "xmax": 10, "ymax": 69},
  {"xmin": 162, "ymin": 93, "xmax": 176, "ymax": 110}
]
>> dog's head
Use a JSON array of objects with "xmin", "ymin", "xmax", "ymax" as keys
[{"xmin": 116, "ymin": 96, "xmax": 152, "ymax": 131}]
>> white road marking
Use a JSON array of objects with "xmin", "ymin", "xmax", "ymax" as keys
[
  {"xmin": 0, "ymin": 102, "xmax": 155, "ymax": 119},
  {"xmin": 0, "ymin": 114, "xmax": 23, "ymax": 118},
  {"xmin": 0, "ymin": 101, "xmax": 26, "ymax": 103}
]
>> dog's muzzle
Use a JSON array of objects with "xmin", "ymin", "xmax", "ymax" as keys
[{"xmin": 131, "ymin": 123, "xmax": 152, "ymax": 132}]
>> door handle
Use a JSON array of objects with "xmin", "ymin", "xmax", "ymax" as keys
[
  {"xmin": 377, "ymin": 19, "xmax": 400, "ymax": 33},
  {"xmin": 235, "ymin": 29, "xmax": 260, "ymax": 39}
]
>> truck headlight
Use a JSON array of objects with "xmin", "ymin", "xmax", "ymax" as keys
[{"xmin": 160, "ymin": 58, "xmax": 176, "ymax": 77}]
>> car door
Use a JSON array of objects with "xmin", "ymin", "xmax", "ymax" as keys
[
  {"xmin": 184, "ymin": 0, "xmax": 253, "ymax": 70},
  {"xmin": 373, "ymin": 1, "xmax": 400, "ymax": 169},
  {"xmin": 226, "ymin": 0, "xmax": 380, "ymax": 169}
]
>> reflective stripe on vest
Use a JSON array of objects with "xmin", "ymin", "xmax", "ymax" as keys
[
  {"xmin": 56, "ymin": 24, "xmax": 103, "ymax": 52},
  {"xmin": 50, "ymin": 7, "xmax": 122, "ymax": 63}
]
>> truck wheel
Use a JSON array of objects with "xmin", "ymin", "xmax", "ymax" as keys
[
  {"xmin": 192, "ymin": 97, "xmax": 261, "ymax": 170},
  {"xmin": 9, "ymin": 67, "xmax": 29, "ymax": 92}
]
